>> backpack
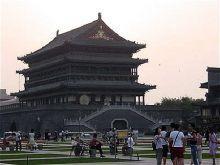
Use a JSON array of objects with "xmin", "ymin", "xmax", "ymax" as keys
[{"xmin": 152, "ymin": 141, "xmax": 156, "ymax": 151}]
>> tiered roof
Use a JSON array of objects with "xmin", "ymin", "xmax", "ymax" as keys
[
  {"xmin": 18, "ymin": 13, "xmax": 145, "ymax": 63},
  {"xmin": 13, "ymin": 81, "xmax": 156, "ymax": 96}
]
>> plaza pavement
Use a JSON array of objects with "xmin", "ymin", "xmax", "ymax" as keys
[
  {"xmin": 1, "ymin": 150, "xmax": 219, "ymax": 165},
  {"xmin": 1, "ymin": 136, "xmax": 219, "ymax": 165}
]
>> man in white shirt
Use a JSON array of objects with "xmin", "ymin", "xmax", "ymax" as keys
[
  {"xmin": 127, "ymin": 133, "xmax": 135, "ymax": 156},
  {"xmin": 169, "ymin": 124, "xmax": 185, "ymax": 165},
  {"xmin": 15, "ymin": 132, "xmax": 22, "ymax": 151}
]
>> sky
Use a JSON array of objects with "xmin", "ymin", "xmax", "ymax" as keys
[{"xmin": 0, "ymin": 0, "xmax": 219, "ymax": 104}]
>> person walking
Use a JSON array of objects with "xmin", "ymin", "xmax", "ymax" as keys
[
  {"xmin": 188, "ymin": 131, "xmax": 199, "ymax": 165},
  {"xmin": 209, "ymin": 128, "xmax": 218, "ymax": 165},
  {"xmin": 161, "ymin": 126, "xmax": 169, "ymax": 165},
  {"xmin": 168, "ymin": 123, "xmax": 176, "ymax": 163},
  {"xmin": 169, "ymin": 124, "xmax": 185, "ymax": 165},
  {"xmin": 15, "ymin": 131, "xmax": 22, "ymax": 151},
  {"xmin": 154, "ymin": 127, "xmax": 163, "ymax": 165},
  {"xmin": 29, "ymin": 129, "xmax": 36, "ymax": 150},
  {"xmin": 196, "ymin": 131, "xmax": 203, "ymax": 165}
]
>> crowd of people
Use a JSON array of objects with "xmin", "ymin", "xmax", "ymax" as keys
[
  {"xmin": 153, "ymin": 123, "xmax": 219, "ymax": 165},
  {"xmin": 1, "ymin": 126, "xmax": 219, "ymax": 164},
  {"xmin": 69, "ymin": 130, "xmax": 135, "ymax": 158}
]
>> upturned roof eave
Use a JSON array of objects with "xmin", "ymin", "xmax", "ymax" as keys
[
  {"xmin": 16, "ymin": 57, "xmax": 148, "ymax": 74},
  {"xmin": 11, "ymin": 82, "xmax": 155, "ymax": 96},
  {"xmin": 18, "ymin": 42, "xmax": 145, "ymax": 63},
  {"xmin": 200, "ymin": 82, "xmax": 208, "ymax": 89}
]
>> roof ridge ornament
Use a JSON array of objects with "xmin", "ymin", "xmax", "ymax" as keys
[
  {"xmin": 98, "ymin": 12, "xmax": 102, "ymax": 20},
  {"xmin": 89, "ymin": 25, "xmax": 113, "ymax": 40}
]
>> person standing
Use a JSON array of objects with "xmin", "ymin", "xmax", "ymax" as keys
[
  {"xmin": 169, "ymin": 124, "xmax": 185, "ymax": 165},
  {"xmin": 196, "ymin": 131, "xmax": 203, "ymax": 165},
  {"xmin": 209, "ymin": 128, "xmax": 218, "ymax": 165},
  {"xmin": 188, "ymin": 131, "xmax": 199, "ymax": 165},
  {"xmin": 154, "ymin": 127, "xmax": 163, "ymax": 165},
  {"xmin": 168, "ymin": 123, "xmax": 176, "ymax": 163},
  {"xmin": 161, "ymin": 126, "xmax": 169, "ymax": 165},
  {"xmin": 44, "ymin": 130, "xmax": 49, "ymax": 143},
  {"xmin": 205, "ymin": 129, "xmax": 209, "ymax": 144},
  {"xmin": 109, "ymin": 134, "xmax": 118, "ymax": 155},
  {"xmin": 29, "ymin": 129, "xmax": 36, "ymax": 150},
  {"xmin": 127, "ymin": 133, "xmax": 135, "ymax": 156},
  {"xmin": 15, "ymin": 132, "xmax": 22, "ymax": 151}
]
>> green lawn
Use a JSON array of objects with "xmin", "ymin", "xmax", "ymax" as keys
[
  {"xmin": 0, "ymin": 151, "xmax": 29, "ymax": 154},
  {"xmin": 0, "ymin": 153, "xmax": 64, "ymax": 159},
  {"xmin": 1, "ymin": 157, "xmax": 125, "ymax": 165}
]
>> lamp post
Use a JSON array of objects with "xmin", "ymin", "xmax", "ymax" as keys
[
  {"xmin": 78, "ymin": 116, "xmax": 81, "ymax": 134},
  {"xmin": 36, "ymin": 116, "xmax": 41, "ymax": 138},
  {"xmin": 179, "ymin": 120, "xmax": 183, "ymax": 126}
]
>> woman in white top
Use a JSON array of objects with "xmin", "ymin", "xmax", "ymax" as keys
[
  {"xmin": 169, "ymin": 124, "xmax": 185, "ymax": 165},
  {"xmin": 29, "ymin": 129, "xmax": 36, "ymax": 150},
  {"xmin": 154, "ymin": 127, "xmax": 163, "ymax": 165}
]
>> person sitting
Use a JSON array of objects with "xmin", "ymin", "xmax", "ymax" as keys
[
  {"xmin": 122, "ymin": 137, "xmax": 129, "ymax": 156},
  {"xmin": 2, "ymin": 137, "xmax": 9, "ymax": 150},
  {"xmin": 70, "ymin": 136, "xmax": 84, "ymax": 156},
  {"xmin": 89, "ymin": 133, "xmax": 105, "ymax": 157},
  {"xmin": 69, "ymin": 136, "xmax": 78, "ymax": 156}
]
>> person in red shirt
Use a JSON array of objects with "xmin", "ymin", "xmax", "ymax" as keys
[{"xmin": 89, "ymin": 133, "xmax": 105, "ymax": 157}]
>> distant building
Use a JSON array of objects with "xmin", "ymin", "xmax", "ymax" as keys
[
  {"xmin": 200, "ymin": 67, "xmax": 220, "ymax": 130},
  {"xmin": 0, "ymin": 89, "xmax": 14, "ymax": 102},
  {"xmin": 0, "ymin": 89, "xmax": 19, "ymax": 107},
  {"xmin": 0, "ymin": 13, "xmax": 184, "ymax": 134}
]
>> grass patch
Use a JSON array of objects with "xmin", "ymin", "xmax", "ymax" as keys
[
  {"xmin": 0, "ymin": 151, "xmax": 29, "ymax": 154},
  {"xmin": 1, "ymin": 157, "xmax": 125, "ymax": 165},
  {"xmin": 133, "ymin": 150, "xmax": 155, "ymax": 154},
  {"xmin": 0, "ymin": 154, "xmax": 64, "ymax": 159}
]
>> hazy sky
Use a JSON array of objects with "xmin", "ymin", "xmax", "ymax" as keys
[{"xmin": 0, "ymin": 0, "xmax": 219, "ymax": 104}]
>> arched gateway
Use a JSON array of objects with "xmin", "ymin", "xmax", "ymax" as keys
[{"xmin": 112, "ymin": 119, "xmax": 128, "ymax": 130}]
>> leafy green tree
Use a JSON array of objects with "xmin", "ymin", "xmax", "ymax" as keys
[{"xmin": 156, "ymin": 97, "xmax": 204, "ymax": 127}]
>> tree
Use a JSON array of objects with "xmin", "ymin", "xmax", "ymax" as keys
[
  {"xmin": 156, "ymin": 97, "xmax": 204, "ymax": 127},
  {"xmin": 156, "ymin": 97, "xmax": 203, "ymax": 109}
]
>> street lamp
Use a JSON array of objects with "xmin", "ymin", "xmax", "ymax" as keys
[
  {"xmin": 36, "ymin": 116, "xmax": 41, "ymax": 138},
  {"xmin": 78, "ymin": 116, "xmax": 81, "ymax": 134},
  {"xmin": 37, "ymin": 116, "xmax": 40, "ymax": 122}
]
